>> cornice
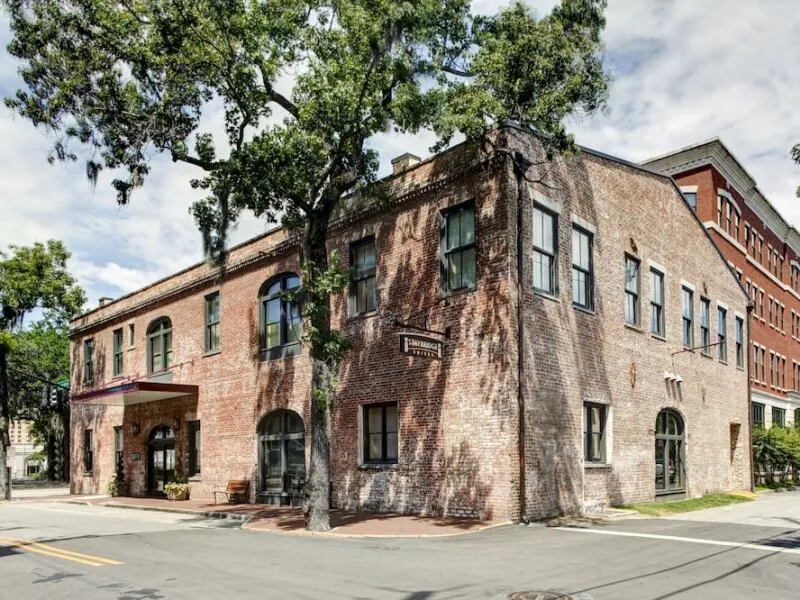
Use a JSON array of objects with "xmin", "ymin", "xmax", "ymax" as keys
[
  {"xmin": 643, "ymin": 139, "xmax": 800, "ymax": 257},
  {"xmin": 69, "ymin": 158, "xmax": 490, "ymax": 339}
]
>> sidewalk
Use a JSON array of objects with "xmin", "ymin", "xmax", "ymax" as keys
[{"xmin": 58, "ymin": 495, "xmax": 509, "ymax": 537}]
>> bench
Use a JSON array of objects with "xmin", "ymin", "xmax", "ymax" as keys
[{"xmin": 213, "ymin": 480, "xmax": 250, "ymax": 504}]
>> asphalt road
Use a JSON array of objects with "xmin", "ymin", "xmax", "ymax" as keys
[{"xmin": 1, "ymin": 493, "xmax": 799, "ymax": 600}]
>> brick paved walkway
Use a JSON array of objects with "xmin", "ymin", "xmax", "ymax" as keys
[{"xmin": 58, "ymin": 495, "xmax": 507, "ymax": 537}]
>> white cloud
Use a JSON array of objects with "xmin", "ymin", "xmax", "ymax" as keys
[{"xmin": 1, "ymin": 1, "xmax": 799, "ymax": 310}]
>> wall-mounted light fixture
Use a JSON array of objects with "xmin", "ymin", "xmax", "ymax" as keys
[{"xmin": 131, "ymin": 422, "xmax": 140, "ymax": 436}]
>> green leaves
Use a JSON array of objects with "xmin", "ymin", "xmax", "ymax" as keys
[{"xmin": 0, "ymin": 241, "xmax": 86, "ymax": 330}]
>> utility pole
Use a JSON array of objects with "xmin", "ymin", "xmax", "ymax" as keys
[{"xmin": 0, "ymin": 344, "xmax": 11, "ymax": 500}]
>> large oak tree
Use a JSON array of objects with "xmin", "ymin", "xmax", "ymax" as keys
[{"xmin": 3, "ymin": 0, "xmax": 609, "ymax": 529}]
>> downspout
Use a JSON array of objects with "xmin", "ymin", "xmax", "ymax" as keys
[
  {"xmin": 746, "ymin": 302, "xmax": 755, "ymax": 492},
  {"xmin": 513, "ymin": 153, "xmax": 529, "ymax": 524}
]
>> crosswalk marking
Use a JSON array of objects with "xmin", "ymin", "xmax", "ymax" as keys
[{"xmin": 554, "ymin": 526, "xmax": 800, "ymax": 555}]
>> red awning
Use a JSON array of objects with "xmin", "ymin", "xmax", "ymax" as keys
[{"xmin": 71, "ymin": 381, "xmax": 198, "ymax": 406}]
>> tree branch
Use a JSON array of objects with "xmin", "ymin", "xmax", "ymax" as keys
[
  {"xmin": 442, "ymin": 65, "xmax": 473, "ymax": 78},
  {"xmin": 170, "ymin": 150, "xmax": 220, "ymax": 171},
  {"xmin": 256, "ymin": 62, "xmax": 299, "ymax": 119}
]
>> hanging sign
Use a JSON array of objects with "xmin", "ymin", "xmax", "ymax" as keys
[{"xmin": 399, "ymin": 333, "xmax": 443, "ymax": 359}]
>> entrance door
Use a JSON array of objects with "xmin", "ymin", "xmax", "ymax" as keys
[
  {"xmin": 655, "ymin": 409, "xmax": 685, "ymax": 495},
  {"xmin": 258, "ymin": 410, "xmax": 305, "ymax": 504},
  {"xmin": 147, "ymin": 426, "xmax": 175, "ymax": 496}
]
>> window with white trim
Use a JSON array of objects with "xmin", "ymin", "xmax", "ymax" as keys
[
  {"xmin": 571, "ymin": 226, "xmax": 593, "ymax": 310},
  {"xmin": 533, "ymin": 204, "xmax": 558, "ymax": 295},
  {"xmin": 624, "ymin": 256, "xmax": 640, "ymax": 326},
  {"xmin": 650, "ymin": 268, "xmax": 665, "ymax": 337},
  {"xmin": 682, "ymin": 287, "xmax": 693, "ymax": 348}
]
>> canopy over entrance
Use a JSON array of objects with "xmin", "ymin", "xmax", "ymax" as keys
[{"xmin": 71, "ymin": 381, "xmax": 198, "ymax": 406}]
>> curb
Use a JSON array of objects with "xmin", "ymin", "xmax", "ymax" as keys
[
  {"xmin": 103, "ymin": 501, "xmax": 253, "ymax": 523},
  {"xmin": 241, "ymin": 519, "xmax": 514, "ymax": 539}
]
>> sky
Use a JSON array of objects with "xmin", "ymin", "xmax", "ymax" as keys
[{"xmin": 1, "ymin": 0, "xmax": 798, "ymax": 310}]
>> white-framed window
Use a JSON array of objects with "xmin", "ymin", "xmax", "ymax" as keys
[
  {"xmin": 650, "ymin": 268, "xmax": 665, "ymax": 337},
  {"xmin": 533, "ymin": 204, "xmax": 558, "ymax": 295},
  {"xmin": 624, "ymin": 255, "xmax": 640, "ymax": 326},
  {"xmin": 682, "ymin": 287, "xmax": 694, "ymax": 348},
  {"xmin": 583, "ymin": 402, "xmax": 608, "ymax": 464}
]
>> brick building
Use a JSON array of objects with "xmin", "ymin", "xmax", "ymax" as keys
[
  {"xmin": 69, "ymin": 127, "xmax": 750, "ymax": 520},
  {"xmin": 645, "ymin": 139, "xmax": 800, "ymax": 431}
]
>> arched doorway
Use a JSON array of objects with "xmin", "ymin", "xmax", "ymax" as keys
[
  {"xmin": 257, "ymin": 410, "xmax": 305, "ymax": 505},
  {"xmin": 147, "ymin": 426, "xmax": 175, "ymax": 496},
  {"xmin": 655, "ymin": 409, "xmax": 685, "ymax": 495}
]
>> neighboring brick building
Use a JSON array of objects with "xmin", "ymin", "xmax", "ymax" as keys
[
  {"xmin": 69, "ymin": 126, "xmax": 750, "ymax": 520},
  {"xmin": 645, "ymin": 139, "xmax": 800, "ymax": 431}
]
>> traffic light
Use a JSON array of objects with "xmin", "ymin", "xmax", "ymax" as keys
[
  {"xmin": 50, "ymin": 386, "xmax": 59, "ymax": 406},
  {"xmin": 41, "ymin": 383, "xmax": 50, "ymax": 409}
]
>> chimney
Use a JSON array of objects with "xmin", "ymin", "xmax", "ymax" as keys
[
  {"xmin": 98, "ymin": 297, "xmax": 113, "ymax": 307},
  {"xmin": 391, "ymin": 153, "xmax": 421, "ymax": 175}
]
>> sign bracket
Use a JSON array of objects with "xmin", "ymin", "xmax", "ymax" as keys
[{"xmin": 392, "ymin": 319, "xmax": 450, "ymax": 339}]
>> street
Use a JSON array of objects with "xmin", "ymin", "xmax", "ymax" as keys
[{"xmin": 1, "ymin": 493, "xmax": 799, "ymax": 600}]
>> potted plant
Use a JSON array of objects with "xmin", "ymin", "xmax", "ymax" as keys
[
  {"xmin": 164, "ymin": 478, "xmax": 191, "ymax": 501},
  {"xmin": 106, "ymin": 459, "xmax": 129, "ymax": 497}
]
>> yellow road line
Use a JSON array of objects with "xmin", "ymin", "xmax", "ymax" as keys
[{"xmin": 0, "ymin": 535, "xmax": 123, "ymax": 567}]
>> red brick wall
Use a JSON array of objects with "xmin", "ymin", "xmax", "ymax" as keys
[
  {"xmin": 506, "ymin": 130, "xmax": 750, "ymax": 518},
  {"xmin": 71, "ymin": 144, "xmax": 519, "ymax": 519}
]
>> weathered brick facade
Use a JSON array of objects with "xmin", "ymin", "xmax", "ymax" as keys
[{"xmin": 70, "ymin": 127, "xmax": 750, "ymax": 520}]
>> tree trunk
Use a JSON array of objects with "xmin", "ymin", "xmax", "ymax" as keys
[
  {"xmin": 302, "ymin": 211, "xmax": 334, "ymax": 532},
  {"xmin": 0, "ymin": 344, "xmax": 10, "ymax": 499}
]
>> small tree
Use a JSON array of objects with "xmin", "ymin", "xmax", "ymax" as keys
[
  {"xmin": 9, "ymin": 319, "xmax": 72, "ymax": 481},
  {"xmin": 3, "ymin": 0, "xmax": 609, "ymax": 528},
  {"xmin": 0, "ymin": 241, "xmax": 85, "ymax": 498}
]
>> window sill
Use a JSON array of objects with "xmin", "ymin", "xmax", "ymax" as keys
[
  {"xmin": 736, "ymin": 366, "xmax": 745, "ymax": 372},
  {"xmin": 651, "ymin": 334, "xmax": 667, "ymax": 342},
  {"xmin": 127, "ymin": 346, "xmax": 135, "ymax": 351},
  {"xmin": 533, "ymin": 289, "xmax": 559, "ymax": 303},
  {"xmin": 358, "ymin": 462, "xmax": 399, "ymax": 470},
  {"xmin": 719, "ymin": 360, "xmax": 728, "ymax": 365},
  {"xmin": 573, "ymin": 304, "xmax": 595, "ymax": 316},
  {"xmin": 584, "ymin": 462, "xmax": 612, "ymax": 469},
  {"xmin": 700, "ymin": 352, "xmax": 713, "ymax": 359},
  {"xmin": 437, "ymin": 287, "xmax": 476, "ymax": 301},
  {"xmin": 110, "ymin": 375, "xmax": 126, "ymax": 382},
  {"xmin": 260, "ymin": 343, "xmax": 301, "ymax": 362},
  {"xmin": 188, "ymin": 476, "xmax": 202, "ymax": 483},
  {"xmin": 203, "ymin": 349, "xmax": 221, "ymax": 358},
  {"xmin": 348, "ymin": 311, "xmax": 378, "ymax": 321},
  {"xmin": 83, "ymin": 472, "xmax": 93, "ymax": 478},
  {"xmin": 623, "ymin": 323, "xmax": 643, "ymax": 333}
]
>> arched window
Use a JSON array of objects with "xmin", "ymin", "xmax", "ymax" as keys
[
  {"xmin": 147, "ymin": 317, "xmax": 173, "ymax": 374},
  {"xmin": 259, "ymin": 274, "xmax": 301, "ymax": 360},
  {"xmin": 655, "ymin": 409, "xmax": 685, "ymax": 495}
]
